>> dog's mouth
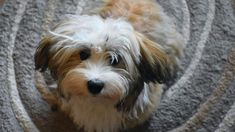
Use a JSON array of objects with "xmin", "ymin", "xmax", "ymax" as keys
[
  {"xmin": 97, "ymin": 93, "xmax": 121, "ymax": 101},
  {"xmin": 61, "ymin": 86, "xmax": 123, "ymax": 102},
  {"xmin": 70, "ymin": 93, "xmax": 121, "ymax": 105}
]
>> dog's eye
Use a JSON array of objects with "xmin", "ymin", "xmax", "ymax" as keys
[
  {"xmin": 109, "ymin": 55, "xmax": 121, "ymax": 66},
  {"xmin": 79, "ymin": 49, "xmax": 90, "ymax": 60}
]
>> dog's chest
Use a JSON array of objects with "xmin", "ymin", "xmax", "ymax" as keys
[{"xmin": 61, "ymin": 96, "xmax": 123, "ymax": 132}]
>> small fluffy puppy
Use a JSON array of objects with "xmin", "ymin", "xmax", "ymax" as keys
[{"xmin": 35, "ymin": 0, "xmax": 184, "ymax": 131}]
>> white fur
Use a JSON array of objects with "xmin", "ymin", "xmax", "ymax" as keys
[
  {"xmin": 49, "ymin": 15, "xmax": 141, "ymax": 64},
  {"xmin": 60, "ymin": 85, "xmax": 155, "ymax": 132},
  {"xmin": 61, "ymin": 96, "xmax": 123, "ymax": 132}
]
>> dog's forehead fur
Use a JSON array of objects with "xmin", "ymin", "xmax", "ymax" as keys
[{"xmin": 48, "ymin": 15, "xmax": 141, "ymax": 61}]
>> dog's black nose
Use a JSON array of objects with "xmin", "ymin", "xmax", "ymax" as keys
[{"xmin": 87, "ymin": 79, "xmax": 104, "ymax": 95}]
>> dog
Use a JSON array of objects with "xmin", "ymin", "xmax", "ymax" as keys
[{"xmin": 34, "ymin": 0, "xmax": 184, "ymax": 131}]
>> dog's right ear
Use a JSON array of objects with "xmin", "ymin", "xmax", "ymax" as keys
[
  {"xmin": 35, "ymin": 37, "xmax": 52, "ymax": 72},
  {"xmin": 135, "ymin": 32, "xmax": 175, "ymax": 84}
]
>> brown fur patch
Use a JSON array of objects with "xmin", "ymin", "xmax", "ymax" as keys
[
  {"xmin": 100, "ymin": 0, "xmax": 161, "ymax": 32},
  {"xmin": 50, "ymin": 51, "xmax": 83, "ymax": 78},
  {"xmin": 60, "ymin": 69, "xmax": 89, "ymax": 97}
]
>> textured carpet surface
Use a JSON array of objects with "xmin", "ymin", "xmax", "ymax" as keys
[{"xmin": 0, "ymin": 0, "xmax": 235, "ymax": 132}]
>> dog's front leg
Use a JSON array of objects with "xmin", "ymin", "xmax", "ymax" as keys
[{"xmin": 34, "ymin": 71, "xmax": 60, "ymax": 111}]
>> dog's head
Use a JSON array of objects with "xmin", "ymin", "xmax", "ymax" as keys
[{"xmin": 35, "ymin": 15, "xmax": 175, "ymax": 110}]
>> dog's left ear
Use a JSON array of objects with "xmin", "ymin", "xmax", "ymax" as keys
[
  {"xmin": 135, "ymin": 33, "xmax": 176, "ymax": 83},
  {"xmin": 34, "ymin": 37, "xmax": 52, "ymax": 72}
]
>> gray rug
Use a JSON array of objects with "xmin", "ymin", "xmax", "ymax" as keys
[{"xmin": 0, "ymin": 0, "xmax": 235, "ymax": 131}]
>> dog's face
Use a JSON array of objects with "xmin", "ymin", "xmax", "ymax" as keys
[{"xmin": 35, "ymin": 15, "xmax": 173, "ymax": 110}]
